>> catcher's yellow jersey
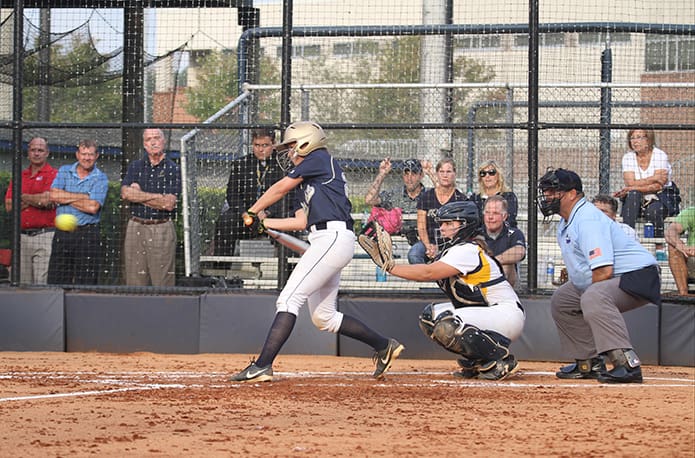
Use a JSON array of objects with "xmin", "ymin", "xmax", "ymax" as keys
[{"xmin": 435, "ymin": 242, "xmax": 519, "ymax": 307}]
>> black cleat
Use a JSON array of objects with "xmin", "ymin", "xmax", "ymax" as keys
[
  {"xmin": 598, "ymin": 364, "xmax": 643, "ymax": 384},
  {"xmin": 556, "ymin": 357, "xmax": 606, "ymax": 380}
]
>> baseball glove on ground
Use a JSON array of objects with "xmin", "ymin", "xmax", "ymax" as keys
[{"xmin": 358, "ymin": 220, "xmax": 395, "ymax": 272}]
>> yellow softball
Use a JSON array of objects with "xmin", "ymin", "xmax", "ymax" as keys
[{"xmin": 55, "ymin": 213, "xmax": 78, "ymax": 232}]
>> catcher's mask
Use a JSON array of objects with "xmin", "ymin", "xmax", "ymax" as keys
[
  {"xmin": 433, "ymin": 201, "xmax": 481, "ymax": 250},
  {"xmin": 536, "ymin": 168, "xmax": 583, "ymax": 219},
  {"xmin": 274, "ymin": 121, "xmax": 327, "ymax": 171}
]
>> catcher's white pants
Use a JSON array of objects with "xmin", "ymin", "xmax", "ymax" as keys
[
  {"xmin": 430, "ymin": 300, "xmax": 526, "ymax": 341},
  {"xmin": 276, "ymin": 222, "xmax": 355, "ymax": 333}
]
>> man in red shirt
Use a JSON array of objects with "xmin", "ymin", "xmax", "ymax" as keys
[{"xmin": 4, "ymin": 137, "xmax": 58, "ymax": 284}]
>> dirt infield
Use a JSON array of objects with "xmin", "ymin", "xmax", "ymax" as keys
[{"xmin": 1, "ymin": 352, "xmax": 693, "ymax": 457}]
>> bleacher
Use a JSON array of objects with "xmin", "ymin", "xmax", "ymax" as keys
[{"xmin": 199, "ymin": 214, "xmax": 682, "ymax": 295}]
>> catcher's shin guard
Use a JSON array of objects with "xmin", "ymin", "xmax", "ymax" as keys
[{"xmin": 431, "ymin": 312, "xmax": 510, "ymax": 361}]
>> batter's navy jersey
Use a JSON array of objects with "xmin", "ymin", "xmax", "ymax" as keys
[{"xmin": 287, "ymin": 149, "xmax": 354, "ymax": 229}]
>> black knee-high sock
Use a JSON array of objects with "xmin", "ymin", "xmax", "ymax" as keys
[
  {"xmin": 338, "ymin": 315, "xmax": 389, "ymax": 351},
  {"xmin": 256, "ymin": 312, "xmax": 297, "ymax": 367}
]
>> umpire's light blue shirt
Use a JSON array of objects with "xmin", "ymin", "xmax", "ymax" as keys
[
  {"xmin": 557, "ymin": 197, "xmax": 656, "ymax": 291},
  {"xmin": 52, "ymin": 162, "xmax": 109, "ymax": 226}
]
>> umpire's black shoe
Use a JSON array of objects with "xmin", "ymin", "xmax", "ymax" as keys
[
  {"xmin": 597, "ymin": 364, "xmax": 643, "ymax": 384},
  {"xmin": 555, "ymin": 357, "xmax": 606, "ymax": 379}
]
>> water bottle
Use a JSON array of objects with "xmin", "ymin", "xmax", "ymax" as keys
[
  {"xmin": 655, "ymin": 243, "xmax": 667, "ymax": 261},
  {"xmin": 375, "ymin": 266, "xmax": 388, "ymax": 282},
  {"xmin": 545, "ymin": 257, "xmax": 555, "ymax": 285},
  {"xmin": 644, "ymin": 222, "xmax": 654, "ymax": 238}
]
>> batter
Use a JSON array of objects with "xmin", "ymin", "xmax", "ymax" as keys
[{"xmin": 229, "ymin": 121, "xmax": 404, "ymax": 383}]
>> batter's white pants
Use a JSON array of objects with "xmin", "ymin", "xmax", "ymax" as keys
[{"xmin": 276, "ymin": 223, "xmax": 355, "ymax": 333}]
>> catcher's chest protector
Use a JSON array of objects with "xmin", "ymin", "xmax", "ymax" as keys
[{"xmin": 436, "ymin": 243, "xmax": 504, "ymax": 307}]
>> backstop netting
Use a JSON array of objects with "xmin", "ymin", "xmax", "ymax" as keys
[{"xmin": 0, "ymin": 1, "xmax": 693, "ymax": 294}]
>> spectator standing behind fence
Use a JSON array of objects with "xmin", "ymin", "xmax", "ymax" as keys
[
  {"xmin": 364, "ymin": 157, "xmax": 436, "ymax": 264},
  {"xmin": 537, "ymin": 168, "xmax": 659, "ymax": 384},
  {"xmin": 471, "ymin": 160, "xmax": 518, "ymax": 228},
  {"xmin": 482, "ymin": 195, "xmax": 526, "ymax": 288},
  {"xmin": 416, "ymin": 158, "xmax": 467, "ymax": 262},
  {"xmin": 212, "ymin": 129, "xmax": 287, "ymax": 256},
  {"xmin": 47, "ymin": 139, "xmax": 108, "ymax": 285},
  {"xmin": 4, "ymin": 137, "xmax": 57, "ymax": 284},
  {"xmin": 591, "ymin": 194, "xmax": 639, "ymax": 242},
  {"xmin": 121, "ymin": 128, "xmax": 181, "ymax": 287},
  {"xmin": 614, "ymin": 129, "xmax": 675, "ymax": 238},
  {"xmin": 665, "ymin": 207, "xmax": 695, "ymax": 296}
]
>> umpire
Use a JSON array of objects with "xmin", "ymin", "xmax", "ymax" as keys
[{"xmin": 537, "ymin": 168, "xmax": 660, "ymax": 384}]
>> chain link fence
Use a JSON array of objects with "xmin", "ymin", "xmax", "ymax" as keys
[{"xmin": 0, "ymin": 2, "xmax": 693, "ymax": 294}]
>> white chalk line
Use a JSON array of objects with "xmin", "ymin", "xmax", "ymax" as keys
[{"xmin": 1, "ymin": 369, "xmax": 693, "ymax": 402}]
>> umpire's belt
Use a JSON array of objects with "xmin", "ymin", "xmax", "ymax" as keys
[
  {"xmin": 310, "ymin": 221, "xmax": 347, "ymax": 232},
  {"xmin": 21, "ymin": 227, "xmax": 55, "ymax": 236},
  {"xmin": 131, "ymin": 216, "xmax": 171, "ymax": 225}
]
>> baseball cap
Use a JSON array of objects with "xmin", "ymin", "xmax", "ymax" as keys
[
  {"xmin": 403, "ymin": 158, "xmax": 422, "ymax": 173},
  {"xmin": 539, "ymin": 168, "xmax": 583, "ymax": 193}
]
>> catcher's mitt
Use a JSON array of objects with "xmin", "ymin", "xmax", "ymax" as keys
[
  {"xmin": 358, "ymin": 220, "xmax": 395, "ymax": 272},
  {"xmin": 242, "ymin": 211, "xmax": 266, "ymax": 235}
]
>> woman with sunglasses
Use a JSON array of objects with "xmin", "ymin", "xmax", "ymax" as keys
[{"xmin": 471, "ymin": 160, "xmax": 519, "ymax": 228}]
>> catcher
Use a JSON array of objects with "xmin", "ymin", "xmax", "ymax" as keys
[{"xmin": 359, "ymin": 200, "xmax": 525, "ymax": 380}]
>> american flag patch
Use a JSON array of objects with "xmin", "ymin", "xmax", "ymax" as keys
[{"xmin": 589, "ymin": 247, "xmax": 602, "ymax": 259}]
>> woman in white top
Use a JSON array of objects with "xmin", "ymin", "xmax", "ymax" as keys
[{"xmin": 614, "ymin": 129, "xmax": 672, "ymax": 237}]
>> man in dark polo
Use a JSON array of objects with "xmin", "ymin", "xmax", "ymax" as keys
[
  {"xmin": 482, "ymin": 195, "xmax": 526, "ymax": 288},
  {"xmin": 121, "ymin": 128, "xmax": 181, "ymax": 286}
]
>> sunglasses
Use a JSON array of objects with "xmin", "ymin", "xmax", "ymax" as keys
[{"xmin": 479, "ymin": 169, "xmax": 497, "ymax": 177}]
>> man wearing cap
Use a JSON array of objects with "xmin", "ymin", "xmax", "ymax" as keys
[
  {"xmin": 365, "ymin": 157, "xmax": 435, "ymax": 264},
  {"xmin": 537, "ymin": 168, "xmax": 660, "ymax": 384}
]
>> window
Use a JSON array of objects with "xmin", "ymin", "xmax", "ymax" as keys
[
  {"xmin": 455, "ymin": 35, "xmax": 501, "ymax": 50},
  {"xmin": 578, "ymin": 32, "xmax": 631, "ymax": 46},
  {"xmin": 333, "ymin": 41, "xmax": 379, "ymax": 57},
  {"xmin": 275, "ymin": 44, "xmax": 321, "ymax": 59},
  {"xmin": 514, "ymin": 33, "xmax": 566, "ymax": 48},
  {"xmin": 646, "ymin": 35, "xmax": 695, "ymax": 72}
]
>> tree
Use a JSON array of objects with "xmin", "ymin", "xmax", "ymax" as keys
[
  {"xmin": 22, "ymin": 35, "xmax": 122, "ymax": 122},
  {"xmin": 320, "ymin": 36, "xmax": 503, "ymax": 143},
  {"xmin": 185, "ymin": 50, "xmax": 280, "ymax": 122}
]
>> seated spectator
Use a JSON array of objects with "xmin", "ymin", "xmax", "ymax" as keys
[
  {"xmin": 471, "ymin": 160, "xmax": 518, "ymax": 227},
  {"xmin": 614, "ymin": 129, "xmax": 679, "ymax": 238},
  {"xmin": 664, "ymin": 207, "xmax": 695, "ymax": 296},
  {"xmin": 365, "ymin": 157, "xmax": 435, "ymax": 264},
  {"xmin": 416, "ymin": 158, "xmax": 467, "ymax": 263},
  {"xmin": 482, "ymin": 195, "xmax": 526, "ymax": 288},
  {"xmin": 591, "ymin": 194, "xmax": 639, "ymax": 241}
]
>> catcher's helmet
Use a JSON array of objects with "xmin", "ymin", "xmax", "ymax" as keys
[
  {"xmin": 274, "ymin": 121, "xmax": 327, "ymax": 156},
  {"xmin": 434, "ymin": 201, "xmax": 482, "ymax": 244},
  {"xmin": 536, "ymin": 168, "xmax": 583, "ymax": 217}
]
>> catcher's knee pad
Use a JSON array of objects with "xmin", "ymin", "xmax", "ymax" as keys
[
  {"xmin": 418, "ymin": 303, "xmax": 437, "ymax": 338},
  {"xmin": 310, "ymin": 308, "xmax": 343, "ymax": 333},
  {"xmin": 431, "ymin": 314, "xmax": 510, "ymax": 361}
]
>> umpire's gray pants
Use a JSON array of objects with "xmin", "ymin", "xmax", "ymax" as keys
[{"xmin": 550, "ymin": 278, "xmax": 648, "ymax": 360}]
